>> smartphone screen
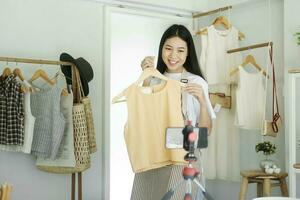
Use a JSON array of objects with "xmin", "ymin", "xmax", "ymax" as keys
[{"xmin": 165, "ymin": 127, "xmax": 208, "ymax": 149}]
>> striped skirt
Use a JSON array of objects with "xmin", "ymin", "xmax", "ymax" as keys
[{"xmin": 130, "ymin": 150, "xmax": 205, "ymax": 200}]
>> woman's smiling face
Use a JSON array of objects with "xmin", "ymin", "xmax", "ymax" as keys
[{"xmin": 162, "ymin": 36, "xmax": 188, "ymax": 73}]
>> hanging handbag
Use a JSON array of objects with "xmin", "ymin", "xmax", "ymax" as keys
[
  {"xmin": 262, "ymin": 45, "xmax": 282, "ymax": 137},
  {"xmin": 73, "ymin": 64, "xmax": 97, "ymax": 153},
  {"xmin": 69, "ymin": 66, "xmax": 91, "ymax": 171},
  {"xmin": 79, "ymin": 87, "xmax": 97, "ymax": 153},
  {"xmin": 209, "ymin": 91, "xmax": 231, "ymax": 109},
  {"xmin": 208, "ymin": 71, "xmax": 232, "ymax": 109}
]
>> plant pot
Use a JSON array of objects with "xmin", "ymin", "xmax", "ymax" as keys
[{"xmin": 260, "ymin": 157, "xmax": 275, "ymax": 170}]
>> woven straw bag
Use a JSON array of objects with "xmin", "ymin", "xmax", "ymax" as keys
[
  {"xmin": 37, "ymin": 66, "xmax": 91, "ymax": 173},
  {"xmin": 71, "ymin": 102, "xmax": 91, "ymax": 172},
  {"xmin": 69, "ymin": 66, "xmax": 91, "ymax": 172},
  {"xmin": 81, "ymin": 97, "xmax": 97, "ymax": 153},
  {"xmin": 73, "ymin": 65, "xmax": 97, "ymax": 153}
]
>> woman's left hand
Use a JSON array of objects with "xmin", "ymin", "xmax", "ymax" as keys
[{"xmin": 183, "ymin": 83, "xmax": 206, "ymax": 105}]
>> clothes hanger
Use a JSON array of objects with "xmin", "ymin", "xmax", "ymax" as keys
[
  {"xmin": 135, "ymin": 67, "xmax": 169, "ymax": 86},
  {"xmin": 196, "ymin": 15, "xmax": 245, "ymax": 40},
  {"xmin": 230, "ymin": 54, "xmax": 268, "ymax": 77},
  {"xmin": 29, "ymin": 69, "xmax": 63, "ymax": 94},
  {"xmin": 13, "ymin": 68, "xmax": 25, "ymax": 81},
  {"xmin": 213, "ymin": 15, "xmax": 231, "ymax": 29},
  {"xmin": 1, "ymin": 67, "xmax": 12, "ymax": 78},
  {"xmin": 12, "ymin": 68, "xmax": 28, "ymax": 93},
  {"xmin": 112, "ymin": 67, "xmax": 184, "ymax": 104},
  {"xmin": 51, "ymin": 71, "xmax": 69, "ymax": 96},
  {"xmin": 112, "ymin": 68, "xmax": 165, "ymax": 103},
  {"xmin": 29, "ymin": 69, "xmax": 55, "ymax": 86}
]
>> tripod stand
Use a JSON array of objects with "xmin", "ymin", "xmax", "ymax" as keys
[{"xmin": 161, "ymin": 124, "xmax": 214, "ymax": 200}]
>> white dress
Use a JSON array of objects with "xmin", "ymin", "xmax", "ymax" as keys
[
  {"xmin": 199, "ymin": 25, "xmax": 241, "ymax": 181},
  {"xmin": 200, "ymin": 25, "xmax": 241, "ymax": 85},
  {"xmin": 235, "ymin": 66, "xmax": 265, "ymax": 130}
]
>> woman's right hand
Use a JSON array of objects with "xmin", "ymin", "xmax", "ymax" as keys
[{"xmin": 141, "ymin": 56, "xmax": 155, "ymax": 70}]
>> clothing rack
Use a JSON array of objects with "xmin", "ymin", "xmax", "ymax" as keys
[
  {"xmin": 0, "ymin": 56, "xmax": 82, "ymax": 200},
  {"xmin": 227, "ymin": 42, "xmax": 273, "ymax": 53},
  {"xmin": 192, "ymin": 5, "xmax": 232, "ymax": 18},
  {"xmin": 0, "ymin": 56, "xmax": 73, "ymax": 66}
]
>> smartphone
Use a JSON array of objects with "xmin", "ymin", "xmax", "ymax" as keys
[{"xmin": 165, "ymin": 127, "xmax": 208, "ymax": 149}]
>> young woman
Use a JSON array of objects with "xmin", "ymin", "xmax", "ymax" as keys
[{"xmin": 131, "ymin": 24, "xmax": 216, "ymax": 200}]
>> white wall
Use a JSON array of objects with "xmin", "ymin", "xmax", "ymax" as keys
[
  {"xmin": 199, "ymin": 0, "xmax": 284, "ymax": 199},
  {"xmin": 2, "ymin": 0, "xmax": 294, "ymax": 199},
  {"xmin": 0, "ymin": 0, "xmax": 104, "ymax": 199},
  {"xmin": 284, "ymin": 0, "xmax": 300, "ymax": 68},
  {"xmin": 0, "ymin": 0, "xmax": 204, "ymax": 200},
  {"xmin": 108, "ymin": 8, "xmax": 192, "ymax": 200},
  {"xmin": 284, "ymin": 0, "xmax": 300, "ymax": 197}
]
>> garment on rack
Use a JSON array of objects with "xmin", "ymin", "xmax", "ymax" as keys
[
  {"xmin": 36, "ymin": 91, "xmax": 76, "ymax": 168},
  {"xmin": 30, "ymin": 82, "xmax": 66, "ymax": 159},
  {"xmin": 235, "ymin": 66, "xmax": 265, "ymax": 130},
  {"xmin": 200, "ymin": 25, "xmax": 241, "ymax": 84},
  {"xmin": 202, "ymin": 84, "xmax": 240, "ymax": 181},
  {"xmin": 21, "ymin": 80, "xmax": 36, "ymax": 153},
  {"xmin": 198, "ymin": 25, "xmax": 241, "ymax": 181},
  {"xmin": 0, "ymin": 74, "xmax": 24, "ymax": 146},
  {"xmin": 0, "ymin": 80, "xmax": 35, "ymax": 153}
]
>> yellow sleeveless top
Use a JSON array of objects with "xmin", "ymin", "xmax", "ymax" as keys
[{"xmin": 123, "ymin": 79, "xmax": 187, "ymax": 173}]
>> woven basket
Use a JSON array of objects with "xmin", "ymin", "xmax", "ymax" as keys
[
  {"xmin": 72, "ymin": 103, "xmax": 91, "ymax": 170},
  {"xmin": 81, "ymin": 97, "xmax": 97, "ymax": 153}
]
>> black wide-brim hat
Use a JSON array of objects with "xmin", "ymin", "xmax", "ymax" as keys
[{"xmin": 60, "ymin": 53, "xmax": 94, "ymax": 96}]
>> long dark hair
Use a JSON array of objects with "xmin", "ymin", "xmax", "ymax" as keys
[{"xmin": 156, "ymin": 24, "xmax": 204, "ymax": 78}]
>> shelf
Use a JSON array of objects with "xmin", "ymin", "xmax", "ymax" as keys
[
  {"xmin": 294, "ymin": 163, "xmax": 300, "ymax": 169},
  {"xmin": 288, "ymin": 68, "xmax": 300, "ymax": 73}
]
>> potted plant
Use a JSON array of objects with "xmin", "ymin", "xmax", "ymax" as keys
[{"xmin": 255, "ymin": 141, "xmax": 277, "ymax": 170}]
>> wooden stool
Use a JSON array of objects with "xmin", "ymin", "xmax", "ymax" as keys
[{"xmin": 239, "ymin": 170, "xmax": 289, "ymax": 200}]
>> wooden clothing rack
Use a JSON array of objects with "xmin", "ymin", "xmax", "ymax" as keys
[
  {"xmin": 192, "ymin": 5, "xmax": 232, "ymax": 18},
  {"xmin": 227, "ymin": 42, "xmax": 273, "ymax": 53},
  {"xmin": 0, "ymin": 56, "xmax": 82, "ymax": 200},
  {"xmin": 0, "ymin": 56, "xmax": 72, "ymax": 66}
]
